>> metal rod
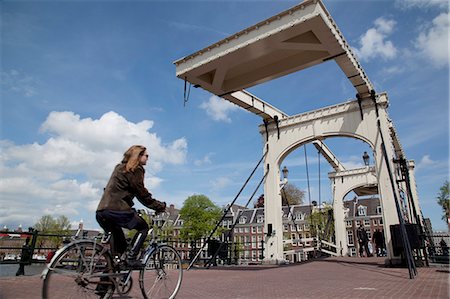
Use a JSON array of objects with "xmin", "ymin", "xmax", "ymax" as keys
[{"xmin": 187, "ymin": 151, "xmax": 268, "ymax": 270}]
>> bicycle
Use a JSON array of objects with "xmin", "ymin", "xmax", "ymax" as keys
[{"xmin": 41, "ymin": 211, "xmax": 183, "ymax": 299}]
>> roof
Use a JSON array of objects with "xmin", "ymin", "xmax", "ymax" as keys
[
  {"xmin": 174, "ymin": 0, "xmax": 373, "ymax": 119},
  {"xmin": 344, "ymin": 197, "xmax": 381, "ymax": 217}
]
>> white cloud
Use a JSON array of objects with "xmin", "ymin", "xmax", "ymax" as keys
[
  {"xmin": 1, "ymin": 69, "xmax": 38, "ymax": 97},
  {"xmin": 380, "ymin": 66, "xmax": 405, "ymax": 76},
  {"xmin": 210, "ymin": 177, "xmax": 232, "ymax": 191},
  {"xmin": 416, "ymin": 154, "xmax": 439, "ymax": 169},
  {"xmin": 416, "ymin": 12, "xmax": 449, "ymax": 69},
  {"xmin": 199, "ymin": 96, "xmax": 240, "ymax": 123},
  {"xmin": 0, "ymin": 111, "xmax": 187, "ymax": 228},
  {"xmin": 194, "ymin": 153, "xmax": 213, "ymax": 166},
  {"xmin": 353, "ymin": 17, "xmax": 398, "ymax": 61},
  {"xmin": 395, "ymin": 0, "xmax": 448, "ymax": 9}
]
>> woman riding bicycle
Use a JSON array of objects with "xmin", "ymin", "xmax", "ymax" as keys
[{"xmin": 96, "ymin": 145, "xmax": 166, "ymax": 268}]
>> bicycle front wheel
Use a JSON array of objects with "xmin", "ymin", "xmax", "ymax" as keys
[
  {"xmin": 140, "ymin": 244, "xmax": 183, "ymax": 299},
  {"xmin": 42, "ymin": 240, "xmax": 115, "ymax": 299}
]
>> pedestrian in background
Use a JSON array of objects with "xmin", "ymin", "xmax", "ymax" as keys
[
  {"xmin": 16, "ymin": 237, "xmax": 32, "ymax": 276},
  {"xmin": 357, "ymin": 224, "xmax": 371, "ymax": 257}
]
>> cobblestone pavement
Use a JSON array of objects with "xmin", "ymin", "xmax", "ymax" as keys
[{"xmin": 0, "ymin": 257, "xmax": 448, "ymax": 299}]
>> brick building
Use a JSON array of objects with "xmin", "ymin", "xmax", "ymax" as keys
[{"xmin": 343, "ymin": 196, "xmax": 384, "ymax": 257}]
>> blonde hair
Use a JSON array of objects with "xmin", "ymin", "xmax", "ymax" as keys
[{"xmin": 122, "ymin": 145, "xmax": 146, "ymax": 172}]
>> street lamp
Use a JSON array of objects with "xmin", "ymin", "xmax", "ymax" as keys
[
  {"xmin": 282, "ymin": 166, "xmax": 289, "ymax": 180},
  {"xmin": 362, "ymin": 151, "xmax": 370, "ymax": 166},
  {"xmin": 280, "ymin": 166, "xmax": 289, "ymax": 189}
]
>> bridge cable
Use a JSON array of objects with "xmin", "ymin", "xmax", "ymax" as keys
[
  {"xmin": 304, "ymin": 145, "xmax": 312, "ymax": 214},
  {"xmin": 186, "ymin": 149, "xmax": 268, "ymax": 270},
  {"xmin": 371, "ymin": 90, "xmax": 417, "ymax": 279},
  {"xmin": 304, "ymin": 144, "xmax": 320, "ymax": 253},
  {"xmin": 183, "ymin": 77, "xmax": 191, "ymax": 107},
  {"xmin": 205, "ymin": 168, "xmax": 269, "ymax": 268}
]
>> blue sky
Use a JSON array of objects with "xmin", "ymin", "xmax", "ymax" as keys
[{"xmin": 1, "ymin": 0, "xmax": 448, "ymax": 232}]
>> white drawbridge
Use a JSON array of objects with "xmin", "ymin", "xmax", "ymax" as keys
[{"xmin": 174, "ymin": 0, "xmax": 423, "ymax": 267}]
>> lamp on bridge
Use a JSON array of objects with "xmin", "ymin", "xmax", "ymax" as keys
[
  {"xmin": 280, "ymin": 165, "xmax": 289, "ymax": 189},
  {"xmin": 362, "ymin": 151, "xmax": 370, "ymax": 166},
  {"xmin": 282, "ymin": 166, "xmax": 289, "ymax": 180}
]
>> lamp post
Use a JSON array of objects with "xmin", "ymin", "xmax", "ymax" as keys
[
  {"xmin": 280, "ymin": 166, "xmax": 289, "ymax": 190},
  {"xmin": 362, "ymin": 151, "xmax": 370, "ymax": 166},
  {"xmin": 282, "ymin": 166, "xmax": 289, "ymax": 180}
]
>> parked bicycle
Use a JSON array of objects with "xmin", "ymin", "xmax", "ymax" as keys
[{"xmin": 41, "ymin": 211, "xmax": 182, "ymax": 299}]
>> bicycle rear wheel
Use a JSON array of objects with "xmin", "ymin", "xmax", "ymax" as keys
[
  {"xmin": 140, "ymin": 244, "xmax": 182, "ymax": 299},
  {"xmin": 42, "ymin": 240, "xmax": 115, "ymax": 299}
]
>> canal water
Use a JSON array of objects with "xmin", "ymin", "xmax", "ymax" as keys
[{"xmin": 0, "ymin": 263, "xmax": 46, "ymax": 277}]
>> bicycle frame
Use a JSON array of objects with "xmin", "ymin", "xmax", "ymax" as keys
[{"xmin": 42, "ymin": 213, "xmax": 182, "ymax": 299}]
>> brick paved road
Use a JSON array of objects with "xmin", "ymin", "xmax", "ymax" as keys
[{"xmin": 0, "ymin": 257, "xmax": 448, "ymax": 299}]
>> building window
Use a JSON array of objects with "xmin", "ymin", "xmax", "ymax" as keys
[
  {"xmin": 252, "ymin": 226, "xmax": 257, "ymax": 233},
  {"xmin": 257, "ymin": 226, "xmax": 262, "ymax": 233},
  {"xmin": 357, "ymin": 205, "xmax": 367, "ymax": 216},
  {"xmin": 239, "ymin": 216, "xmax": 247, "ymax": 224},
  {"xmin": 257, "ymin": 236, "xmax": 262, "ymax": 248},
  {"xmin": 364, "ymin": 219, "xmax": 370, "ymax": 226},
  {"xmin": 373, "ymin": 219, "xmax": 378, "ymax": 226},
  {"xmin": 251, "ymin": 236, "xmax": 256, "ymax": 248},
  {"xmin": 347, "ymin": 230, "xmax": 354, "ymax": 245},
  {"xmin": 257, "ymin": 215, "xmax": 264, "ymax": 223},
  {"xmin": 356, "ymin": 220, "xmax": 361, "ymax": 226},
  {"xmin": 376, "ymin": 206, "xmax": 382, "ymax": 215},
  {"xmin": 346, "ymin": 221, "xmax": 353, "ymax": 227},
  {"xmin": 283, "ymin": 224, "xmax": 289, "ymax": 231},
  {"xmin": 295, "ymin": 213, "xmax": 305, "ymax": 221}
]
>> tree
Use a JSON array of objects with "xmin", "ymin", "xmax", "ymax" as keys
[
  {"xmin": 179, "ymin": 195, "xmax": 223, "ymax": 257},
  {"xmin": 34, "ymin": 215, "xmax": 72, "ymax": 248},
  {"xmin": 282, "ymin": 183, "xmax": 305, "ymax": 206},
  {"xmin": 125, "ymin": 210, "xmax": 174, "ymax": 248},
  {"xmin": 254, "ymin": 194, "xmax": 264, "ymax": 208},
  {"xmin": 436, "ymin": 181, "xmax": 449, "ymax": 225},
  {"xmin": 34, "ymin": 215, "xmax": 56, "ymax": 232},
  {"xmin": 308, "ymin": 205, "xmax": 334, "ymax": 242}
]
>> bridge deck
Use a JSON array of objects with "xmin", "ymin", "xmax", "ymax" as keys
[{"xmin": 1, "ymin": 256, "xmax": 448, "ymax": 298}]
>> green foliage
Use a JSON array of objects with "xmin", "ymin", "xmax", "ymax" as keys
[
  {"xmin": 307, "ymin": 205, "xmax": 334, "ymax": 241},
  {"xmin": 179, "ymin": 194, "xmax": 222, "ymax": 242},
  {"xmin": 34, "ymin": 215, "xmax": 72, "ymax": 248},
  {"xmin": 231, "ymin": 241, "xmax": 243, "ymax": 264},
  {"xmin": 34, "ymin": 215, "xmax": 71, "ymax": 233},
  {"xmin": 436, "ymin": 181, "xmax": 450, "ymax": 223}
]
